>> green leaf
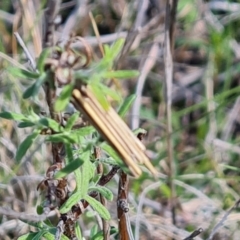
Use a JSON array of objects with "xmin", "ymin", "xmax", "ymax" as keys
[
  {"xmin": 46, "ymin": 126, "xmax": 95, "ymax": 144},
  {"xmin": 103, "ymin": 70, "xmax": 139, "ymax": 79},
  {"xmin": 46, "ymin": 133, "xmax": 76, "ymax": 143},
  {"xmin": 133, "ymin": 128, "xmax": 147, "ymax": 136},
  {"xmin": 32, "ymin": 230, "xmax": 47, "ymax": 240},
  {"xmin": 118, "ymin": 94, "xmax": 136, "ymax": 118},
  {"xmin": 18, "ymin": 121, "xmax": 36, "ymax": 128},
  {"xmin": 39, "ymin": 118, "xmax": 63, "ymax": 132},
  {"xmin": 65, "ymin": 143, "xmax": 74, "ymax": 164},
  {"xmin": 75, "ymin": 223, "xmax": 82, "ymax": 240},
  {"xmin": 42, "ymin": 232, "xmax": 55, "ymax": 240},
  {"xmin": 16, "ymin": 130, "xmax": 39, "ymax": 162},
  {"xmin": 59, "ymin": 188, "xmax": 81, "ymax": 214},
  {"xmin": 92, "ymin": 233, "xmax": 104, "ymax": 240},
  {"xmin": 17, "ymin": 232, "xmax": 39, "ymax": 240},
  {"xmin": 65, "ymin": 112, "xmax": 80, "ymax": 130},
  {"xmin": 159, "ymin": 183, "xmax": 171, "ymax": 198},
  {"xmin": 90, "ymin": 84, "xmax": 109, "ymax": 110},
  {"xmin": 103, "ymin": 45, "xmax": 111, "ymax": 57},
  {"xmin": 23, "ymin": 73, "xmax": 47, "ymax": 99},
  {"xmin": 109, "ymin": 39, "xmax": 125, "ymax": 59},
  {"xmin": 0, "ymin": 111, "xmax": 28, "ymax": 121},
  {"xmin": 37, "ymin": 48, "xmax": 51, "ymax": 73},
  {"xmin": 36, "ymin": 205, "xmax": 44, "ymax": 215},
  {"xmin": 84, "ymin": 195, "xmax": 111, "ymax": 220},
  {"xmin": 59, "ymin": 150, "xmax": 93, "ymax": 214},
  {"xmin": 54, "ymin": 158, "xmax": 84, "ymax": 179},
  {"xmin": 54, "ymin": 84, "xmax": 74, "ymax": 111},
  {"xmin": 98, "ymin": 157, "xmax": 117, "ymax": 165},
  {"xmin": 79, "ymin": 150, "xmax": 93, "ymax": 198},
  {"xmin": 92, "ymin": 231, "xmax": 104, "ymax": 240},
  {"xmin": 89, "ymin": 186, "xmax": 113, "ymax": 201},
  {"xmin": 100, "ymin": 143, "xmax": 122, "ymax": 166},
  {"xmin": 71, "ymin": 126, "xmax": 96, "ymax": 137},
  {"xmin": 90, "ymin": 225, "xmax": 98, "ymax": 238},
  {"xmin": 43, "ymin": 228, "xmax": 69, "ymax": 240},
  {"xmin": 81, "ymin": 160, "xmax": 95, "ymax": 198},
  {"xmin": 99, "ymin": 84, "xmax": 121, "ymax": 102},
  {"xmin": 7, "ymin": 67, "xmax": 40, "ymax": 79}
]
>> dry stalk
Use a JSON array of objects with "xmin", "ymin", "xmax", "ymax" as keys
[{"xmin": 164, "ymin": 0, "xmax": 178, "ymax": 228}]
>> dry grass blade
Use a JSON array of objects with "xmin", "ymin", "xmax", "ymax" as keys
[{"xmin": 71, "ymin": 86, "xmax": 157, "ymax": 178}]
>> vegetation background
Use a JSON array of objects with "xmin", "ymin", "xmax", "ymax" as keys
[{"xmin": 1, "ymin": 0, "xmax": 240, "ymax": 239}]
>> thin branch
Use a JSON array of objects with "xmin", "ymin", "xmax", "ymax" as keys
[
  {"xmin": 164, "ymin": 0, "xmax": 177, "ymax": 226},
  {"xmin": 131, "ymin": 42, "xmax": 159, "ymax": 129},
  {"xmin": 207, "ymin": 199, "xmax": 240, "ymax": 240}
]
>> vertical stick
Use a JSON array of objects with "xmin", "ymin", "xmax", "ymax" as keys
[
  {"xmin": 117, "ymin": 171, "xmax": 130, "ymax": 240},
  {"xmin": 164, "ymin": 0, "xmax": 178, "ymax": 227}
]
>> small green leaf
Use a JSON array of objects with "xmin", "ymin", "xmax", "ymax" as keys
[
  {"xmin": 65, "ymin": 143, "xmax": 74, "ymax": 164},
  {"xmin": 75, "ymin": 223, "xmax": 82, "ymax": 240},
  {"xmin": 39, "ymin": 118, "xmax": 63, "ymax": 132},
  {"xmin": 109, "ymin": 39, "xmax": 125, "ymax": 59},
  {"xmin": 59, "ymin": 150, "xmax": 93, "ymax": 214},
  {"xmin": 46, "ymin": 133, "xmax": 76, "ymax": 143},
  {"xmin": 92, "ymin": 232, "xmax": 104, "ymax": 240},
  {"xmin": 89, "ymin": 186, "xmax": 113, "ymax": 201},
  {"xmin": 90, "ymin": 225, "xmax": 98, "ymax": 238},
  {"xmin": 37, "ymin": 48, "xmax": 51, "ymax": 73},
  {"xmin": 80, "ymin": 150, "xmax": 93, "ymax": 198},
  {"xmin": 98, "ymin": 157, "xmax": 117, "ymax": 165},
  {"xmin": 16, "ymin": 130, "xmax": 39, "ymax": 162},
  {"xmin": 100, "ymin": 143, "xmax": 122, "ymax": 166},
  {"xmin": 99, "ymin": 84, "xmax": 121, "ymax": 102},
  {"xmin": 133, "ymin": 128, "xmax": 147, "ymax": 136},
  {"xmin": 118, "ymin": 94, "xmax": 136, "ymax": 118},
  {"xmin": 54, "ymin": 158, "xmax": 84, "ymax": 179},
  {"xmin": 17, "ymin": 232, "xmax": 39, "ymax": 240},
  {"xmin": 41, "ymin": 231, "xmax": 55, "ymax": 240},
  {"xmin": 36, "ymin": 205, "xmax": 44, "ymax": 215},
  {"xmin": 71, "ymin": 126, "xmax": 96, "ymax": 137},
  {"xmin": 32, "ymin": 230, "xmax": 47, "ymax": 240},
  {"xmin": 43, "ymin": 229, "xmax": 70, "ymax": 240},
  {"xmin": 7, "ymin": 67, "xmax": 40, "ymax": 79},
  {"xmin": 18, "ymin": 121, "xmax": 36, "ymax": 128},
  {"xmin": 159, "ymin": 183, "xmax": 171, "ymax": 198},
  {"xmin": 54, "ymin": 84, "xmax": 74, "ymax": 111},
  {"xmin": 84, "ymin": 195, "xmax": 111, "ymax": 220},
  {"xmin": 46, "ymin": 126, "xmax": 95, "ymax": 144},
  {"xmin": 92, "ymin": 231, "xmax": 104, "ymax": 240},
  {"xmin": 59, "ymin": 189, "xmax": 81, "ymax": 214},
  {"xmin": 0, "ymin": 112, "xmax": 28, "ymax": 121},
  {"xmin": 23, "ymin": 73, "xmax": 47, "ymax": 99},
  {"xmin": 65, "ymin": 112, "xmax": 80, "ymax": 130},
  {"xmin": 90, "ymin": 84, "xmax": 109, "ymax": 110},
  {"xmin": 103, "ymin": 70, "xmax": 139, "ymax": 79},
  {"xmin": 103, "ymin": 45, "xmax": 111, "ymax": 56}
]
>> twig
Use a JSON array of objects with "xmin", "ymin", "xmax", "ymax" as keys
[
  {"xmin": 13, "ymin": 32, "xmax": 37, "ymax": 70},
  {"xmin": 164, "ymin": 0, "xmax": 177, "ymax": 226},
  {"xmin": 0, "ymin": 9, "xmax": 14, "ymax": 24},
  {"xmin": 183, "ymin": 228, "xmax": 203, "ymax": 240},
  {"xmin": 117, "ymin": 171, "xmax": 130, "ymax": 240},
  {"xmin": 207, "ymin": 199, "xmax": 240, "ymax": 240},
  {"xmin": 131, "ymin": 42, "xmax": 159, "ymax": 129},
  {"xmin": 135, "ymin": 181, "xmax": 166, "ymax": 240},
  {"xmin": 43, "ymin": 0, "xmax": 61, "ymax": 48},
  {"xmin": 89, "ymin": 11, "xmax": 104, "ymax": 57},
  {"xmin": 0, "ymin": 207, "xmax": 47, "ymax": 222}
]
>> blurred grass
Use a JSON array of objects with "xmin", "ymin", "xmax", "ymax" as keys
[{"xmin": 1, "ymin": 0, "xmax": 240, "ymax": 239}]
